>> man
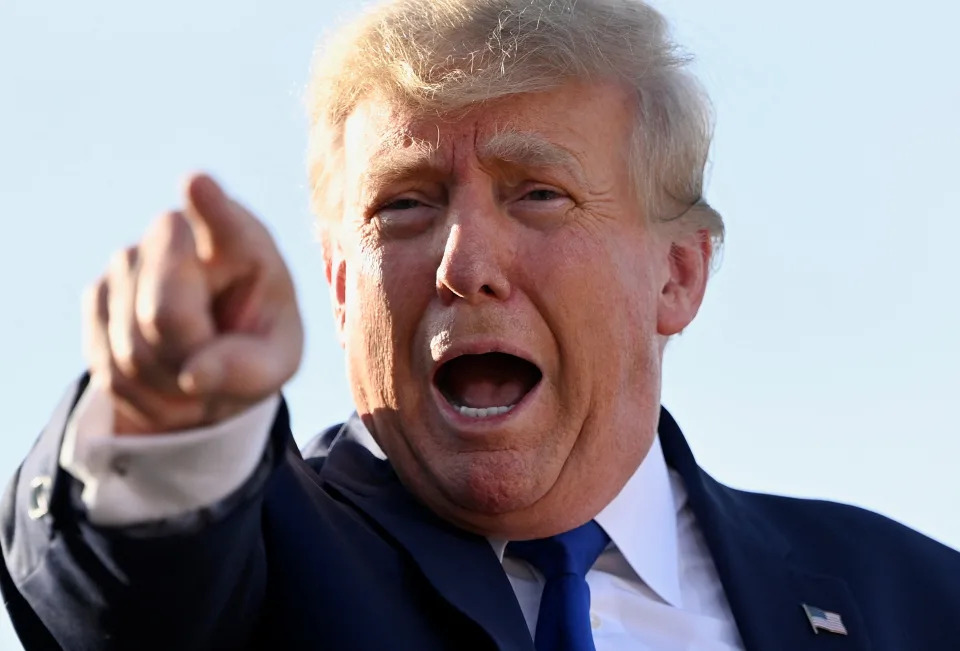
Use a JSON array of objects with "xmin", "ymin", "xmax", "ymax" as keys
[{"xmin": 2, "ymin": 0, "xmax": 958, "ymax": 649}]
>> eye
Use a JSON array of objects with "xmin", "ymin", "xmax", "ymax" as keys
[
  {"xmin": 522, "ymin": 188, "xmax": 565, "ymax": 202},
  {"xmin": 370, "ymin": 195, "xmax": 436, "ymax": 238},
  {"xmin": 508, "ymin": 184, "xmax": 574, "ymax": 230},
  {"xmin": 379, "ymin": 197, "xmax": 424, "ymax": 212}
]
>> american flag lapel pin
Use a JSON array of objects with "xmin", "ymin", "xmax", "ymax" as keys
[{"xmin": 802, "ymin": 604, "xmax": 849, "ymax": 636}]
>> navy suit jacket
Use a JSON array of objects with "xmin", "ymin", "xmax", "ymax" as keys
[{"xmin": 3, "ymin": 377, "xmax": 960, "ymax": 650}]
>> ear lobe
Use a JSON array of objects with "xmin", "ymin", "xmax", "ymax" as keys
[
  {"xmin": 324, "ymin": 242, "xmax": 348, "ymax": 346},
  {"xmin": 656, "ymin": 232, "xmax": 712, "ymax": 336}
]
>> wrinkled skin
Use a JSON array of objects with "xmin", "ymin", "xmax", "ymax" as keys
[{"xmin": 326, "ymin": 79, "xmax": 710, "ymax": 539}]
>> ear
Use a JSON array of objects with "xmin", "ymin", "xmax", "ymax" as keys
[
  {"xmin": 323, "ymin": 236, "xmax": 348, "ymax": 347},
  {"xmin": 656, "ymin": 229, "xmax": 712, "ymax": 336}
]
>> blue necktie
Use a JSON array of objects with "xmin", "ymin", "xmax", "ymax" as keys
[{"xmin": 507, "ymin": 521, "xmax": 611, "ymax": 651}]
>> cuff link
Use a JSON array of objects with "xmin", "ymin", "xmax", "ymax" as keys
[{"xmin": 27, "ymin": 475, "xmax": 53, "ymax": 520}]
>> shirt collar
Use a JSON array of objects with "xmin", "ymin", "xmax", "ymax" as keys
[
  {"xmin": 489, "ymin": 435, "xmax": 684, "ymax": 608},
  {"xmin": 346, "ymin": 416, "xmax": 683, "ymax": 607},
  {"xmin": 594, "ymin": 434, "xmax": 683, "ymax": 607}
]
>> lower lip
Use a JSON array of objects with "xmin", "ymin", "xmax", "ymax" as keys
[{"xmin": 431, "ymin": 381, "xmax": 541, "ymax": 432}]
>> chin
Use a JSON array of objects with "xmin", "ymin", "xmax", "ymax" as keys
[{"xmin": 434, "ymin": 448, "xmax": 551, "ymax": 516}]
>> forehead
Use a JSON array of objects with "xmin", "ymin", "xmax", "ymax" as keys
[{"xmin": 341, "ymin": 79, "xmax": 636, "ymax": 181}]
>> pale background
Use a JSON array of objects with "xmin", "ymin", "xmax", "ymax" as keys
[{"xmin": 1, "ymin": 0, "xmax": 958, "ymax": 647}]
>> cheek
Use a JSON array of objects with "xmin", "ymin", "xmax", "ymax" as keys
[
  {"xmin": 531, "ymin": 227, "xmax": 661, "ymax": 387},
  {"xmin": 377, "ymin": 243, "xmax": 437, "ymax": 317},
  {"xmin": 345, "ymin": 241, "xmax": 436, "ymax": 408}
]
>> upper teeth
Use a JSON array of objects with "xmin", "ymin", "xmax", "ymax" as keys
[{"xmin": 457, "ymin": 405, "xmax": 515, "ymax": 418}]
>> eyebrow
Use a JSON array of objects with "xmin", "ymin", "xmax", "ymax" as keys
[
  {"xmin": 361, "ymin": 128, "xmax": 587, "ymax": 189},
  {"xmin": 479, "ymin": 130, "xmax": 581, "ymax": 172},
  {"xmin": 362, "ymin": 132, "xmax": 439, "ymax": 188}
]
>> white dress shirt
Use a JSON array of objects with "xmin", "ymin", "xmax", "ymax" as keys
[
  {"xmin": 495, "ymin": 437, "xmax": 744, "ymax": 649},
  {"xmin": 61, "ymin": 385, "xmax": 745, "ymax": 650}
]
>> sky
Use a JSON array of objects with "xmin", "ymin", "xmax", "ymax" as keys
[{"xmin": 1, "ymin": 0, "xmax": 958, "ymax": 647}]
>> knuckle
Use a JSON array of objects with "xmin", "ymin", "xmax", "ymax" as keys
[
  {"xmin": 82, "ymin": 278, "xmax": 107, "ymax": 316},
  {"xmin": 152, "ymin": 209, "xmax": 180, "ymax": 229},
  {"xmin": 139, "ymin": 212, "xmax": 184, "ymax": 265},
  {"xmin": 146, "ymin": 301, "xmax": 192, "ymax": 339},
  {"xmin": 105, "ymin": 305, "xmax": 134, "ymax": 356},
  {"xmin": 149, "ymin": 210, "xmax": 188, "ymax": 247},
  {"xmin": 157, "ymin": 210, "xmax": 183, "ymax": 231},
  {"xmin": 111, "ymin": 342, "xmax": 140, "ymax": 379},
  {"xmin": 108, "ymin": 246, "xmax": 138, "ymax": 276},
  {"xmin": 136, "ymin": 280, "xmax": 191, "ymax": 340},
  {"xmin": 154, "ymin": 210, "xmax": 181, "ymax": 234},
  {"xmin": 114, "ymin": 341, "xmax": 161, "ymax": 384}
]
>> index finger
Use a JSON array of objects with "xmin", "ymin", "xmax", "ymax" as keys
[{"xmin": 181, "ymin": 173, "xmax": 259, "ymax": 262}]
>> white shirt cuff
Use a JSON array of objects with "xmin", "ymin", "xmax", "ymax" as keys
[{"xmin": 59, "ymin": 384, "xmax": 280, "ymax": 526}]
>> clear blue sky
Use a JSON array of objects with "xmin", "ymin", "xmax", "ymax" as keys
[{"xmin": 1, "ymin": 0, "xmax": 958, "ymax": 647}]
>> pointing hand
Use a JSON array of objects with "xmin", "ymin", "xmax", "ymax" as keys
[{"xmin": 84, "ymin": 174, "xmax": 304, "ymax": 434}]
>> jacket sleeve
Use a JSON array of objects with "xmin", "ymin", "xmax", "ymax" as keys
[
  {"xmin": 1, "ymin": 375, "xmax": 292, "ymax": 651},
  {"xmin": 62, "ymin": 384, "xmax": 278, "ymax": 526}
]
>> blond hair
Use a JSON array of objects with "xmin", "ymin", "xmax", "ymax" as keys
[{"xmin": 306, "ymin": 0, "xmax": 724, "ymax": 254}]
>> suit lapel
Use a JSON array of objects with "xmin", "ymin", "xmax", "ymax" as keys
[
  {"xmin": 319, "ymin": 417, "xmax": 534, "ymax": 651},
  {"xmin": 658, "ymin": 408, "xmax": 871, "ymax": 651},
  {"xmin": 316, "ymin": 410, "xmax": 871, "ymax": 651}
]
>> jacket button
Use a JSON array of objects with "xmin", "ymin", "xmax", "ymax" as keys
[{"xmin": 27, "ymin": 476, "xmax": 52, "ymax": 520}]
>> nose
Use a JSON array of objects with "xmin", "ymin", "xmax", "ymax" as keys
[{"xmin": 436, "ymin": 199, "xmax": 512, "ymax": 305}]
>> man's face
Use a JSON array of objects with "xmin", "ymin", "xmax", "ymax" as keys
[{"xmin": 328, "ymin": 79, "xmax": 707, "ymax": 538}]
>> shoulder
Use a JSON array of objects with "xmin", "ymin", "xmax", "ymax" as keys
[
  {"xmin": 299, "ymin": 423, "xmax": 346, "ymax": 465},
  {"xmin": 739, "ymin": 486, "xmax": 954, "ymax": 551},
  {"xmin": 723, "ymin": 481, "xmax": 960, "ymax": 588}
]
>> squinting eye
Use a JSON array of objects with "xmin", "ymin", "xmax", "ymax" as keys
[
  {"xmin": 523, "ymin": 189, "xmax": 564, "ymax": 201},
  {"xmin": 370, "ymin": 195, "xmax": 436, "ymax": 238},
  {"xmin": 380, "ymin": 198, "xmax": 423, "ymax": 211}
]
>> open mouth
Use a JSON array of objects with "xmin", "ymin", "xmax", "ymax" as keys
[{"xmin": 434, "ymin": 352, "xmax": 543, "ymax": 419}]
